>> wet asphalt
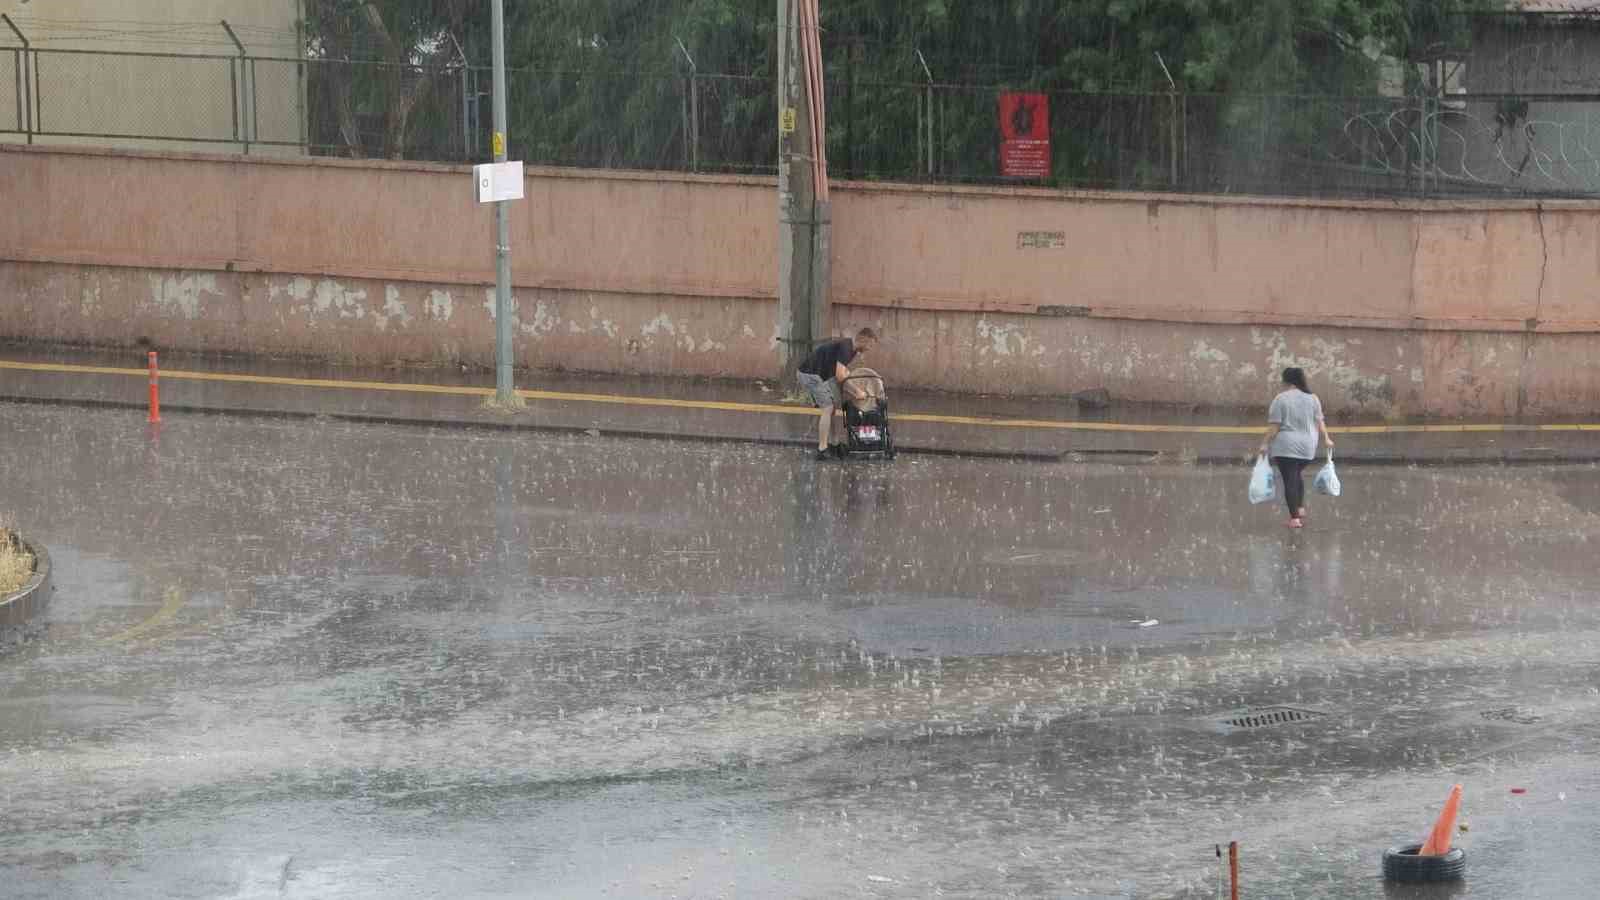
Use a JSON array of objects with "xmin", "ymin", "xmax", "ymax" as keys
[{"xmin": 1, "ymin": 399, "xmax": 1598, "ymax": 898}]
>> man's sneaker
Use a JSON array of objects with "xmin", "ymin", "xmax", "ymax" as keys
[{"xmin": 814, "ymin": 449, "xmax": 833, "ymax": 461}]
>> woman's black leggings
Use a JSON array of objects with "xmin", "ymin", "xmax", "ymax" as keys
[{"xmin": 1274, "ymin": 457, "xmax": 1310, "ymax": 518}]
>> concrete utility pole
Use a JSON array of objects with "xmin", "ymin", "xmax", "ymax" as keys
[
  {"xmin": 490, "ymin": 0, "xmax": 520, "ymax": 407},
  {"xmin": 776, "ymin": 0, "xmax": 829, "ymax": 381}
]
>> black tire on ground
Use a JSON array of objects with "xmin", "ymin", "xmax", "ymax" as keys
[{"xmin": 1382, "ymin": 844, "xmax": 1466, "ymax": 883}]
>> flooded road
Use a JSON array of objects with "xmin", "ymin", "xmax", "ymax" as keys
[{"xmin": 1, "ymin": 402, "xmax": 1597, "ymax": 898}]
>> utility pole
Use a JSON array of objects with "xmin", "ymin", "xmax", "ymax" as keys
[
  {"xmin": 489, "ymin": 0, "xmax": 521, "ymax": 408},
  {"xmin": 776, "ymin": 0, "xmax": 829, "ymax": 381}
]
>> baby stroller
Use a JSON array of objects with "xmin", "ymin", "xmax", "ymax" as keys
[{"xmin": 838, "ymin": 368, "xmax": 895, "ymax": 459}]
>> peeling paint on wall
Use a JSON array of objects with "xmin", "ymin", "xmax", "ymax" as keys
[
  {"xmin": 524, "ymin": 299, "xmax": 558, "ymax": 337},
  {"xmin": 1191, "ymin": 340, "xmax": 1231, "ymax": 364},
  {"xmin": 426, "ymin": 290, "xmax": 453, "ymax": 322},
  {"xmin": 481, "ymin": 288, "xmax": 505, "ymax": 322},
  {"xmin": 586, "ymin": 305, "xmax": 619, "ymax": 339},
  {"xmin": 148, "ymin": 273, "xmax": 220, "ymax": 320},
  {"xmin": 265, "ymin": 276, "xmax": 314, "ymax": 304},
  {"xmin": 310, "ymin": 280, "xmax": 368, "ymax": 319},
  {"xmin": 375, "ymin": 285, "xmax": 413, "ymax": 332},
  {"xmin": 1251, "ymin": 328, "xmax": 1394, "ymax": 407},
  {"xmin": 642, "ymin": 313, "xmax": 677, "ymax": 337},
  {"xmin": 976, "ymin": 317, "xmax": 1029, "ymax": 358}
]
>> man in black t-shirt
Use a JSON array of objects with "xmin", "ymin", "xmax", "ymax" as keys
[{"xmin": 797, "ymin": 327, "xmax": 879, "ymax": 460}]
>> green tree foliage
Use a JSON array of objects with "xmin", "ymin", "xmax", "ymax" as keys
[
  {"xmin": 303, "ymin": 0, "xmax": 478, "ymax": 158},
  {"xmin": 301, "ymin": 0, "xmax": 1490, "ymax": 188}
]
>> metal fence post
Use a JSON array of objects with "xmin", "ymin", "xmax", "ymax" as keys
[
  {"xmin": 844, "ymin": 40, "xmax": 855, "ymax": 176},
  {"xmin": 689, "ymin": 72, "xmax": 699, "ymax": 172},
  {"xmin": 449, "ymin": 34, "xmax": 470, "ymax": 162},
  {"xmin": 10, "ymin": 48, "xmax": 20, "ymax": 140},
  {"xmin": 462, "ymin": 63, "xmax": 471, "ymax": 160},
  {"xmin": 1155, "ymin": 52, "xmax": 1178, "ymax": 189},
  {"xmin": 250, "ymin": 57, "xmax": 259, "ymax": 149},
  {"xmin": 296, "ymin": 12, "xmax": 308, "ymax": 152},
  {"xmin": 674, "ymin": 37, "xmax": 698, "ymax": 172},
  {"xmin": 221, "ymin": 20, "xmax": 248, "ymax": 153},
  {"xmin": 916, "ymin": 49, "xmax": 933, "ymax": 179},
  {"xmin": 2, "ymin": 14, "xmax": 30, "ymax": 143},
  {"xmin": 680, "ymin": 75, "xmax": 691, "ymax": 169},
  {"xmin": 30, "ymin": 45, "xmax": 39, "ymax": 136},
  {"xmin": 298, "ymin": 56, "xmax": 308, "ymax": 152},
  {"xmin": 228, "ymin": 57, "xmax": 239, "ymax": 146}
]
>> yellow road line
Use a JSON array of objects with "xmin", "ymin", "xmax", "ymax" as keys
[
  {"xmin": 105, "ymin": 585, "xmax": 185, "ymax": 644},
  {"xmin": 3, "ymin": 358, "xmax": 1600, "ymax": 436}
]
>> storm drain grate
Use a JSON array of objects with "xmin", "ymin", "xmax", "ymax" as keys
[
  {"xmin": 1224, "ymin": 706, "xmax": 1326, "ymax": 730},
  {"xmin": 1481, "ymin": 707, "xmax": 1542, "ymax": 725}
]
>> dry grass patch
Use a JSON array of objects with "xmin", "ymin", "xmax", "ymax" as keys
[{"xmin": 0, "ymin": 529, "xmax": 35, "ymax": 595}]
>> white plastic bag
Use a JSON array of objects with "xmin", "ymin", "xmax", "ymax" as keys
[
  {"xmin": 1249, "ymin": 454, "xmax": 1276, "ymax": 505},
  {"xmin": 1314, "ymin": 448, "xmax": 1341, "ymax": 497}
]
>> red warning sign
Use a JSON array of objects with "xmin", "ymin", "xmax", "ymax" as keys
[{"xmin": 999, "ymin": 92, "xmax": 1050, "ymax": 179}]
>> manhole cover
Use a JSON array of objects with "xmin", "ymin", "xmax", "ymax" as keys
[
  {"xmin": 1481, "ymin": 707, "xmax": 1542, "ymax": 725},
  {"xmin": 1222, "ymin": 706, "xmax": 1325, "ymax": 730}
]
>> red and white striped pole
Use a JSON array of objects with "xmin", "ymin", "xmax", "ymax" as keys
[{"xmin": 147, "ymin": 351, "xmax": 161, "ymax": 424}]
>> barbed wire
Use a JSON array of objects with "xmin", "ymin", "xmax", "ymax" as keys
[{"xmin": 1340, "ymin": 101, "xmax": 1600, "ymax": 192}]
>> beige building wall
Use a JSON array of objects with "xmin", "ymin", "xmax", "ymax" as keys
[{"xmin": 0, "ymin": 1, "xmax": 302, "ymax": 154}]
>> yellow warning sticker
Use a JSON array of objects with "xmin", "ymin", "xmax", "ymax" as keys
[
  {"xmin": 779, "ymin": 108, "xmax": 797, "ymax": 134},
  {"xmin": 492, "ymin": 131, "xmax": 506, "ymax": 157}
]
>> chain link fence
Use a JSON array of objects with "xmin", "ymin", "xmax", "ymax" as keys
[
  {"xmin": 1, "ymin": 48, "xmax": 20, "ymax": 136},
  {"xmin": 7, "ymin": 44, "xmax": 1600, "ymax": 198},
  {"xmin": 34, "ymin": 49, "xmax": 239, "ymax": 146}
]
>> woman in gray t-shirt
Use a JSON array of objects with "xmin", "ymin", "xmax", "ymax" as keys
[{"xmin": 1256, "ymin": 367, "xmax": 1333, "ymax": 528}]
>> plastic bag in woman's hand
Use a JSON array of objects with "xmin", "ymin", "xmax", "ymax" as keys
[
  {"xmin": 1314, "ymin": 448, "xmax": 1341, "ymax": 497},
  {"xmin": 1249, "ymin": 454, "xmax": 1276, "ymax": 504}
]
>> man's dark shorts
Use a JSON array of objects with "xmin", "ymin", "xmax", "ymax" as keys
[{"xmin": 797, "ymin": 372, "xmax": 838, "ymax": 410}]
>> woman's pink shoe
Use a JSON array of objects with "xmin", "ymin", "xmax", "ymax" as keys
[{"xmin": 1287, "ymin": 518, "xmax": 1304, "ymax": 529}]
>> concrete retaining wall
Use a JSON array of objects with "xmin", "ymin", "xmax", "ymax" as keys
[{"xmin": 5, "ymin": 144, "xmax": 1600, "ymax": 417}]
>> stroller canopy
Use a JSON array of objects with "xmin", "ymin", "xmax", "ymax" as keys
[{"xmin": 843, "ymin": 367, "xmax": 885, "ymax": 412}]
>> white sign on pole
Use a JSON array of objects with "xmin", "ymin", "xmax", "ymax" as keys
[{"xmin": 475, "ymin": 161, "xmax": 525, "ymax": 203}]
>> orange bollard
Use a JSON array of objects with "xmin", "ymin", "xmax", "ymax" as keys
[
  {"xmin": 1419, "ymin": 784, "xmax": 1463, "ymax": 856},
  {"xmin": 147, "ymin": 351, "xmax": 161, "ymax": 424},
  {"xmin": 1229, "ymin": 841, "xmax": 1239, "ymax": 900}
]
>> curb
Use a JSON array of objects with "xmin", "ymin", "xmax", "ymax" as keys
[
  {"xmin": 1193, "ymin": 450, "xmax": 1600, "ymax": 467},
  {"xmin": 2, "ymin": 393, "xmax": 1598, "ymax": 467},
  {"xmin": 0, "ymin": 394, "xmax": 1069, "ymax": 463},
  {"xmin": 1, "ymin": 537, "xmax": 53, "ymax": 634}
]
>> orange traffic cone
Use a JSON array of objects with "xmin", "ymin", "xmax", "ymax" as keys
[{"xmin": 1419, "ymin": 784, "xmax": 1463, "ymax": 856}]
